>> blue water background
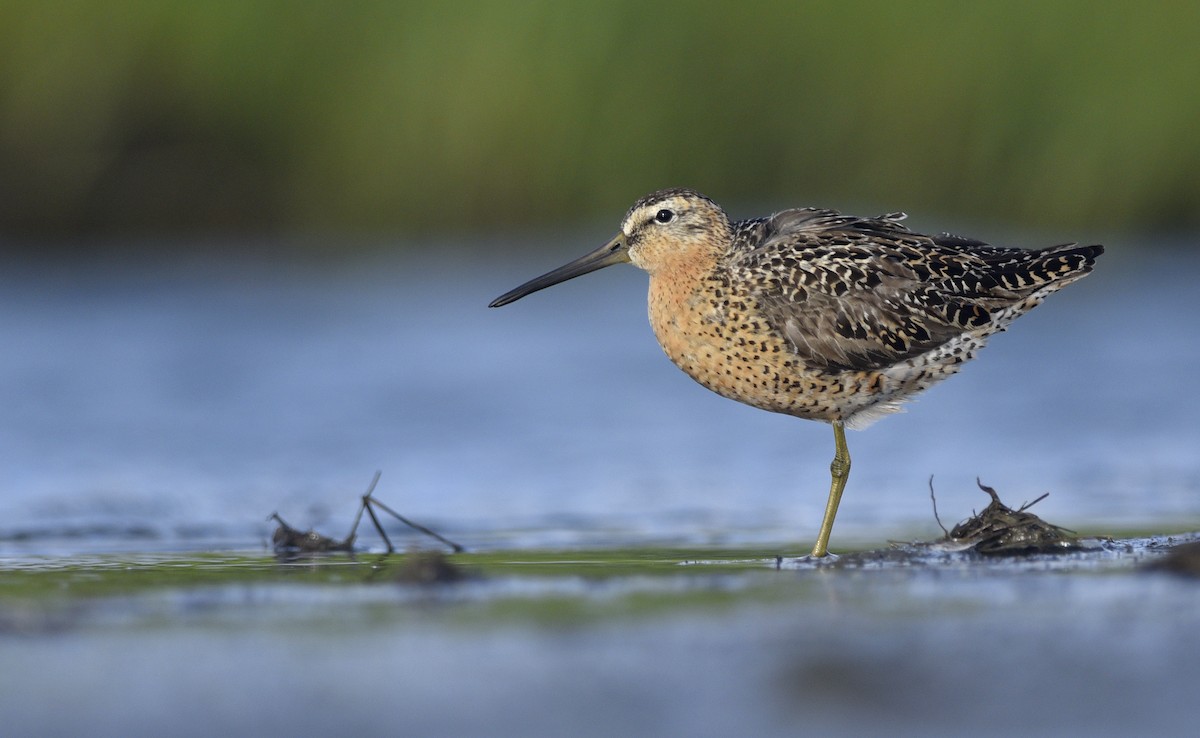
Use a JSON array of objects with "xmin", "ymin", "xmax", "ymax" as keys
[{"xmin": 1, "ymin": 233, "xmax": 1196, "ymax": 553}]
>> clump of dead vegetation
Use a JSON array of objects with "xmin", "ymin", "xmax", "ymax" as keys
[{"xmin": 932, "ymin": 478, "xmax": 1079, "ymax": 555}]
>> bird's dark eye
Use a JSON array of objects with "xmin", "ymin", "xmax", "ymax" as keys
[{"xmin": 655, "ymin": 209, "xmax": 675, "ymax": 224}]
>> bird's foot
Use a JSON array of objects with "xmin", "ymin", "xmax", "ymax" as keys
[{"xmin": 775, "ymin": 551, "xmax": 840, "ymax": 569}]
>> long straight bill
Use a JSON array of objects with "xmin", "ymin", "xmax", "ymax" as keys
[{"xmin": 488, "ymin": 234, "xmax": 629, "ymax": 307}]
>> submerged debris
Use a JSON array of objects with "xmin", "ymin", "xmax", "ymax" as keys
[
  {"xmin": 396, "ymin": 548, "xmax": 466, "ymax": 585},
  {"xmin": 270, "ymin": 513, "xmax": 355, "ymax": 552},
  {"xmin": 270, "ymin": 471, "xmax": 464, "ymax": 555},
  {"xmin": 933, "ymin": 477, "xmax": 1079, "ymax": 555},
  {"xmin": 1145, "ymin": 540, "xmax": 1200, "ymax": 578}
]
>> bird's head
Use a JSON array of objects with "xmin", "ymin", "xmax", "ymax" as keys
[{"xmin": 488, "ymin": 188, "xmax": 728, "ymax": 308}]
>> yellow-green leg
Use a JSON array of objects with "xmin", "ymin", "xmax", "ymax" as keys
[{"xmin": 810, "ymin": 421, "xmax": 850, "ymax": 558}]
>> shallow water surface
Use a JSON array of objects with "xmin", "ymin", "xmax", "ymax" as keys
[{"xmin": 2, "ymin": 536, "xmax": 1200, "ymax": 737}]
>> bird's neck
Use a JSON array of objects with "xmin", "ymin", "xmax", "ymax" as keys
[
  {"xmin": 647, "ymin": 250, "xmax": 718, "ymax": 298},
  {"xmin": 646, "ymin": 254, "xmax": 722, "ymax": 349}
]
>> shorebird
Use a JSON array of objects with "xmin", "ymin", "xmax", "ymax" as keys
[{"xmin": 489, "ymin": 188, "xmax": 1102, "ymax": 557}]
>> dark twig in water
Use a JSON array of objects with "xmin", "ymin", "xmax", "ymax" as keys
[
  {"xmin": 345, "ymin": 471, "xmax": 377, "ymax": 541},
  {"xmin": 271, "ymin": 471, "xmax": 464, "ymax": 554},
  {"xmin": 367, "ymin": 494, "xmax": 465, "ymax": 553},
  {"xmin": 928, "ymin": 475, "xmax": 949, "ymax": 536},
  {"xmin": 1019, "ymin": 491, "xmax": 1051, "ymax": 512},
  {"xmin": 976, "ymin": 479, "xmax": 1050, "ymax": 514},
  {"xmin": 364, "ymin": 504, "xmax": 394, "ymax": 553},
  {"xmin": 346, "ymin": 471, "xmax": 396, "ymax": 552}
]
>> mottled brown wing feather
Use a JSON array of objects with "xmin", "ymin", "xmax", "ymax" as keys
[
  {"xmin": 729, "ymin": 209, "xmax": 1101, "ymax": 374},
  {"xmin": 743, "ymin": 252, "xmax": 973, "ymax": 373}
]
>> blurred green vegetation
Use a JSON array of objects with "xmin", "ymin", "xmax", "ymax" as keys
[{"xmin": 1, "ymin": 1, "xmax": 1197, "ymax": 245}]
